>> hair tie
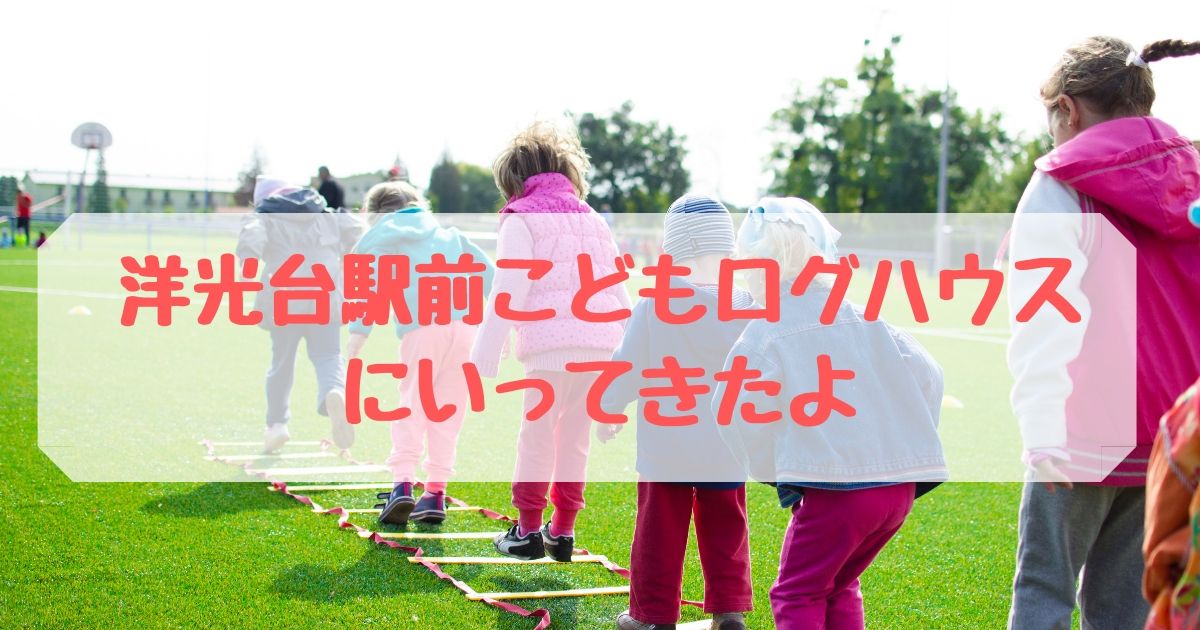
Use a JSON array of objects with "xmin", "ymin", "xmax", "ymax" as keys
[{"xmin": 1126, "ymin": 49, "xmax": 1149, "ymax": 69}]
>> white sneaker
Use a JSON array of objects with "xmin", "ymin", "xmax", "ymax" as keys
[
  {"xmin": 263, "ymin": 423, "xmax": 290, "ymax": 453},
  {"xmin": 325, "ymin": 389, "xmax": 354, "ymax": 449}
]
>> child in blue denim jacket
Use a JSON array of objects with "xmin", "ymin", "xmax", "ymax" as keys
[{"xmin": 714, "ymin": 198, "xmax": 946, "ymax": 630}]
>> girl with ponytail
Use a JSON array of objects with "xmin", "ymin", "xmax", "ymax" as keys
[{"xmin": 1006, "ymin": 36, "xmax": 1200, "ymax": 630}]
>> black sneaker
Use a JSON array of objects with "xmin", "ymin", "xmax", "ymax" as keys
[
  {"xmin": 541, "ymin": 524, "xmax": 574, "ymax": 562},
  {"xmin": 493, "ymin": 524, "xmax": 545, "ymax": 560},
  {"xmin": 712, "ymin": 613, "xmax": 747, "ymax": 630},
  {"xmin": 411, "ymin": 491, "xmax": 446, "ymax": 525},
  {"xmin": 376, "ymin": 483, "xmax": 415, "ymax": 526}
]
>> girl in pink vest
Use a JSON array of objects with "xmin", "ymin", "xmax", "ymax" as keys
[
  {"xmin": 1006, "ymin": 37, "xmax": 1200, "ymax": 630},
  {"xmin": 471, "ymin": 121, "xmax": 630, "ymax": 561}
]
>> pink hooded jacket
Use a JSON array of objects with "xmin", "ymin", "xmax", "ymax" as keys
[
  {"xmin": 470, "ymin": 173, "xmax": 629, "ymax": 376},
  {"xmin": 1009, "ymin": 116, "xmax": 1200, "ymax": 484}
]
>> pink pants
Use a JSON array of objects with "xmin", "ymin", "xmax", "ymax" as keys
[
  {"xmin": 511, "ymin": 369, "xmax": 594, "ymax": 515},
  {"xmin": 771, "ymin": 483, "xmax": 915, "ymax": 630},
  {"xmin": 629, "ymin": 482, "xmax": 753, "ymax": 623},
  {"xmin": 386, "ymin": 321, "xmax": 477, "ymax": 492}
]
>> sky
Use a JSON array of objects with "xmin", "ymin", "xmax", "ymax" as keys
[{"xmin": 3, "ymin": 0, "xmax": 1199, "ymax": 207}]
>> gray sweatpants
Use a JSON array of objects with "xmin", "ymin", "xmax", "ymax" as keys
[
  {"xmin": 1008, "ymin": 482, "xmax": 1148, "ymax": 630},
  {"xmin": 265, "ymin": 323, "xmax": 344, "ymax": 426}
]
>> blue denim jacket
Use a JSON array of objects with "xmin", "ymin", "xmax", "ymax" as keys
[{"xmin": 713, "ymin": 283, "xmax": 948, "ymax": 499}]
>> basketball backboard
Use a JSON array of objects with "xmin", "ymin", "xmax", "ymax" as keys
[{"xmin": 71, "ymin": 122, "xmax": 113, "ymax": 150}]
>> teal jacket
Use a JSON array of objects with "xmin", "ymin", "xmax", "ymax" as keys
[{"xmin": 348, "ymin": 208, "xmax": 495, "ymax": 339}]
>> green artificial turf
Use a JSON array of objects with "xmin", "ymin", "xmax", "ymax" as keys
[{"xmin": 0, "ymin": 245, "xmax": 1024, "ymax": 628}]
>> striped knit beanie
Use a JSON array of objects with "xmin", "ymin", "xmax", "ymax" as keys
[{"xmin": 662, "ymin": 193, "xmax": 735, "ymax": 261}]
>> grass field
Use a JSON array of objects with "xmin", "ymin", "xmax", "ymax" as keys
[{"xmin": 0, "ymin": 242, "xmax": 1025, "ymax": 629}]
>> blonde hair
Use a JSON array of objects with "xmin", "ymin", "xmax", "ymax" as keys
[
  {"xmin": 737, "ymin": 220, "xmax": 827, "ymax": 303},
  {"xmin": 363, "ymin": 181, "xmax": 425, "ymax": 213},
  {"xmin": 1041, "ymin": 37, "xmax": 1200, "ymax": 117},
  {"xmin": 492, "ymin": 120, "xmax": 591, "ymax": 201}
]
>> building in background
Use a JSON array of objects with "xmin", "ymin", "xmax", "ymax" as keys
[
  {"xmin": 12, "ymin": 170, "xmax": 240, "ymax": 215},
  {"xmin": 10, "ymin": 154, "xmax": 417, "ymax": 217}
]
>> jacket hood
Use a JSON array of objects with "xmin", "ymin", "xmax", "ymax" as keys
[
  {"xmin": 1036, "ymin": 116, "xmax": 1200, "ymax": 240},
  {"xmin": 364, "ymin": 207, "xmax": 441, "ymax": 243},
  {"xmin": 255, "ymin": 188, "xmax": 330, "ymax": 217}
]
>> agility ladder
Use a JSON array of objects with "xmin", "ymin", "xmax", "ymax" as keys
[{"xmin": 200, "ymin": 439, "xmax": 705, "ymax": 629}]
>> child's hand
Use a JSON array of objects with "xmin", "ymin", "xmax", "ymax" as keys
[
  {"xmin": 346, "ymin": 333, "xmax": 368, "ymax": 360},
  {"xmin": 596, "ymin": 422, "xmax": 624, "ymax": 443},
  {"xmin": 1032, "ymin": 458, "xmax": 1074, "ymax": 491}
]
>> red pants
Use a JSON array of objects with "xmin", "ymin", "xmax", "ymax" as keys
[
  {"xmin": 629, "ymin": 482, "xmax": 753, "ymax": 623},
  {"xmin": 511, "ymin": 370, "xmax": 593, "ymax": 515}
]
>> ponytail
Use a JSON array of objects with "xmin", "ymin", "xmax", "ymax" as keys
[{"xmin": 1141, "ymin": 39, "xmax": 1200, "ymax": 64}]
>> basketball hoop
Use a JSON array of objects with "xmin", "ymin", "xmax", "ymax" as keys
[
  {"xmin": 69, "ymin": 122, "xmax": 113, "ymax": 214},
  {"xmin": 71, "ymin": 122, "xmax": 113, "ymax": 151}
]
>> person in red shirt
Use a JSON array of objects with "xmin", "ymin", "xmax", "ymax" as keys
[{"xmin": 15, "ymin": 186, "xmax": 33, "ymax": 246}]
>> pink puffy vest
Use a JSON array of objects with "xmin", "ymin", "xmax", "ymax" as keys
[{"xmin": 501, "ymin": 173, "xmax": 625, "ymax": 362}]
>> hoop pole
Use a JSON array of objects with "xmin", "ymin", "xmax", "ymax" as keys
[{"xmin": 76, "ymin": 148, "xmax": 90, "ymax": 215}]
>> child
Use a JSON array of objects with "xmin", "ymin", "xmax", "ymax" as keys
[
  {"xmin": 236, "ymin": 176, "xmax": 366, "ymax": 454},
  {"xmin": 1006, "ymin": 37, "xmax": 1200, "ymax": 629},
  {"xmin": 471, "ymin": 121, "xmax": 631, "ymax": 561},
  {"xmin": 1143, "ymin": 378, "xmax": 1200, "ymax": 630},
  {"xmin": 600, "ymin": 194, "xmax": 752, "ymax": 630},
  {"xmin": 714, "ymin": 198, "xmax": 946, "ymax": 630},
  {"xmin": 345, "ymin": 181, "xmax": 494, "ymax": 526}
]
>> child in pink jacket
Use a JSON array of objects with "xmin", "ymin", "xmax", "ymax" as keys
[
  {"xmin": 1007, "ymin": 36, "xmax": 1200, "ymax": 630},
  {"xmin": 471, "ymin": 121, "xmax": 630, "ymax": 562}
]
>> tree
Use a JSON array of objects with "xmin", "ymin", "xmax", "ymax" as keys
[
  {"xmin": 769, "ymin": 77, "xmax": 852, "ymax": 211},
  {"xmin": 428, "ymin": 152, "xmax": 464, "ymax": 213},
  {"xmin": 459, "ymin": 163, "xmax": 502, "ymax": 212},
  {"xmin": 958, "ymin": 136, "xmax": 1052, "ymax": 213},
  {"xmin": 0, "ymin": 176, "xmax": 17, "ymax": 206},
  {"xmin": 769, "ymin": 38, "xmax": 1015, "ymax": 213},
  {"xmin": 575, "ymin": 101, "xmax": 690, "ymax": 212},
  {"xmin": 233, "ymin": 148, "xmax": 267, "ymax": 207},
  {"xmin": 426, "ymin": 155, "xmax": 501, "ymax": 213},
  {"xmin": 87, "ymin": 152, "xmax": 112, "ymax": 213}
]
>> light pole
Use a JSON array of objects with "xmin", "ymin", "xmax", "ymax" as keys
[{"xmin": 934, "ymin": 87, "xmax": 953, "ymax": 271}]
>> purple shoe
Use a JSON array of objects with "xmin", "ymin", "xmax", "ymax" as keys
[
  {"xmin": 411, "ymin": 491, "xmax": 446, "ymax": 525},
  {"xmin": 376, "ymin": 482, "xmax": 415, "ymax": 526}
]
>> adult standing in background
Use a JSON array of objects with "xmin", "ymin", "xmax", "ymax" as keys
[
  {"xmin": 316, "ymin": 166, "xmax": 344, "ymax": 210},
  {"xmin": 15, "ymin": 185, "xmax": 33, "ymax": 246}
]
